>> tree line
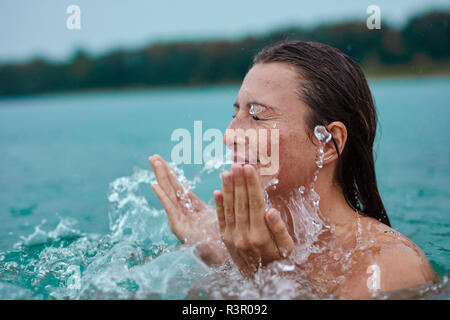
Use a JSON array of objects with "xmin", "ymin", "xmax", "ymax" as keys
[{"xmin": 0, "ymin": 11, "xmax": 448, "ymax": 96}]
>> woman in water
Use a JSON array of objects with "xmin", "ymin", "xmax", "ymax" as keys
[{"xmin": 148, "ymin": 40, "xmax": 437, "ymax": 299}]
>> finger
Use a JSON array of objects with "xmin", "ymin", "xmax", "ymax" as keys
[
  {"xmin": 221, "ymin": 171, "xmax": 235, "ymax": 229},
  {"xmin": 231, "ymin": 164, "xmax": 249, "ymax": 231},
  {"xmin": 243, "ymin": 165, "xmax": 266, "ymax": 231},
  {"xmin": 265, "ymin": 208, "xmax": 294, "ymax": 258},
  {"xmin": 152, "ymin": 154, "xmax": 185, "ymax": 194},
  {"xmin": 151, "ymin": 183, "xmax": 182, "ymax": 233},
  {"xmin": 213, "ymin": 190, "xmax": 226, "ymax": 233},
  {"xmin": 148, "ymin": 155, "xmax": 178, "ymax": 204},
  {"xmin": 152, "ymin": 154, "xmax": 205, "ymax": 211},
  {"xmin": 187, "ymin": 190, "xmax": 206, "ymax": 211}
]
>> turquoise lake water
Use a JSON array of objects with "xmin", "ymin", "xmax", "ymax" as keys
[{"xmin": 0, "ymin": 77, "xmax": 449, "ymax": 299}]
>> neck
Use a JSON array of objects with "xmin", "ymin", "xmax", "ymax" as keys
[{"xmin": 266, "ymin": 168, "xmax": 358, "ymax": 235}]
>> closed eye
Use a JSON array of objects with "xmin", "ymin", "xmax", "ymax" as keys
[
  {"xmin": 233, "ymin": 114, "xmax": 260, "ymax": 120},
  {"xmin": 232, "ymin": 102, "xmax": 265, "ymax": 121}
]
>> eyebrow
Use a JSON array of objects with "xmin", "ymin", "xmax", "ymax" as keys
[{"xmin": 233, "ymin": 100, "xmax": 275, "ymax": 111}]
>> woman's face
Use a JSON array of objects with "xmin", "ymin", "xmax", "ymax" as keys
[{"xmin": 224, "ymin": 62, "xmax": 320, "ymax": 194}]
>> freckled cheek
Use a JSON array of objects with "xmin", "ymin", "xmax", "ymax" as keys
[
  {"xmin": 279, "ymin": 132, "xmax": 301, "ymax": 162},
  {"xmin": 277, "ymin": 132, "xmax": 313, "ymax": 178}
]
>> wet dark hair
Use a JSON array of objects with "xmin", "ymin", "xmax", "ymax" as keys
[{"xmin": 253, "ymin": 40, "xmax": 391, "ymax": 227}]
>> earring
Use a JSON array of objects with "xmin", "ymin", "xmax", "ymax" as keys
[{"xmin": 324, "ymin": 155, "xmax": 333, "ymax": 161}]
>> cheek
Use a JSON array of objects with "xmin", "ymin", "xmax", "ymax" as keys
[{"xmin": 277, "ymin": 130, "xmax": 317, "ymax": 187}]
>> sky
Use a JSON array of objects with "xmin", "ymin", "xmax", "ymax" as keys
[{"xmin": 0, "ymin": 0, "xmax": 449, "ymax": 63}]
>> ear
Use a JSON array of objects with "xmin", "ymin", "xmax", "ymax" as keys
[{"xmin": 323, "ymin": 121, "xmax": 347, "ymax": 163}]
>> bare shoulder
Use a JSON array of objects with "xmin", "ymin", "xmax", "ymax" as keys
[
  {"xmin": 364, "ymin": 216, "xmax": 436, "ymax": 281},
  {"xmin": 336, "ymin": 216, "xmax": 437, "ymax": 299}
]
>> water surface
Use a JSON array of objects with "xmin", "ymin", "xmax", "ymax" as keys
[{"xmin": 0, "ymin": 78, "xmax": 448, "ymax": 299}]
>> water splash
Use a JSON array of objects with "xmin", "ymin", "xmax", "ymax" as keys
[
  {"xmin": 249, "ymin": 103, "xmax": 264, "ymax": 115},
  {"xmin": 281, "ymin": 186, "xmax": 328, "ymax": 265},
  {"xmin": 314, "ymin": 125, "xmax": 332, "ymax": 144},
  {"xmin": 0, "ymin": 166, "xmax": 211, "ymax": 300},
  {"xmin": 261, "ymin": 177, "xmax": 279, "ymax": 211},
  {"xmin": 0, "ymin": 145, "xmax": 447, "ymax": 299}
]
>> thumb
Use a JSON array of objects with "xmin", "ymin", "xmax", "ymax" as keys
[{"xmin": 265, "ymin": 208, "xmax": 294, "ymax": 258}]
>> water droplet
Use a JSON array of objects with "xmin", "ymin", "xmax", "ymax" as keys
[
  {"xmin": 249, "ymin": 103, "xmax": 264, "ymax": 115},
  {"xmin": 310, "ymin": 189, "xmax": 320, "ymax": 207},
  {"xmin": 314, "ymin": 125, "xmax": 332, "ymax": 144}
]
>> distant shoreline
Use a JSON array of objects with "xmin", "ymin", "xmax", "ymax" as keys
[
  {"xmin": 1, "ymin": 11, "xmax": 448, "ymax": 98},
  {"xmin": 0, "ymin": 73, "xmax": 449, "ymax": 101}
]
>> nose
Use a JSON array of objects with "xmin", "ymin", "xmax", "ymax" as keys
[{"xmin": 223, "ymin": 117, "xmax": 251, "ymax": 160}]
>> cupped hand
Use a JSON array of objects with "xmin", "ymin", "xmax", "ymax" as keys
[
  {"xmin": 213, "ymin": 164, "xmax": 294, "ymax": 276},
  {"xmin": 148, "ymin": 154, "xmax": 215, "ymax": 243}
]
